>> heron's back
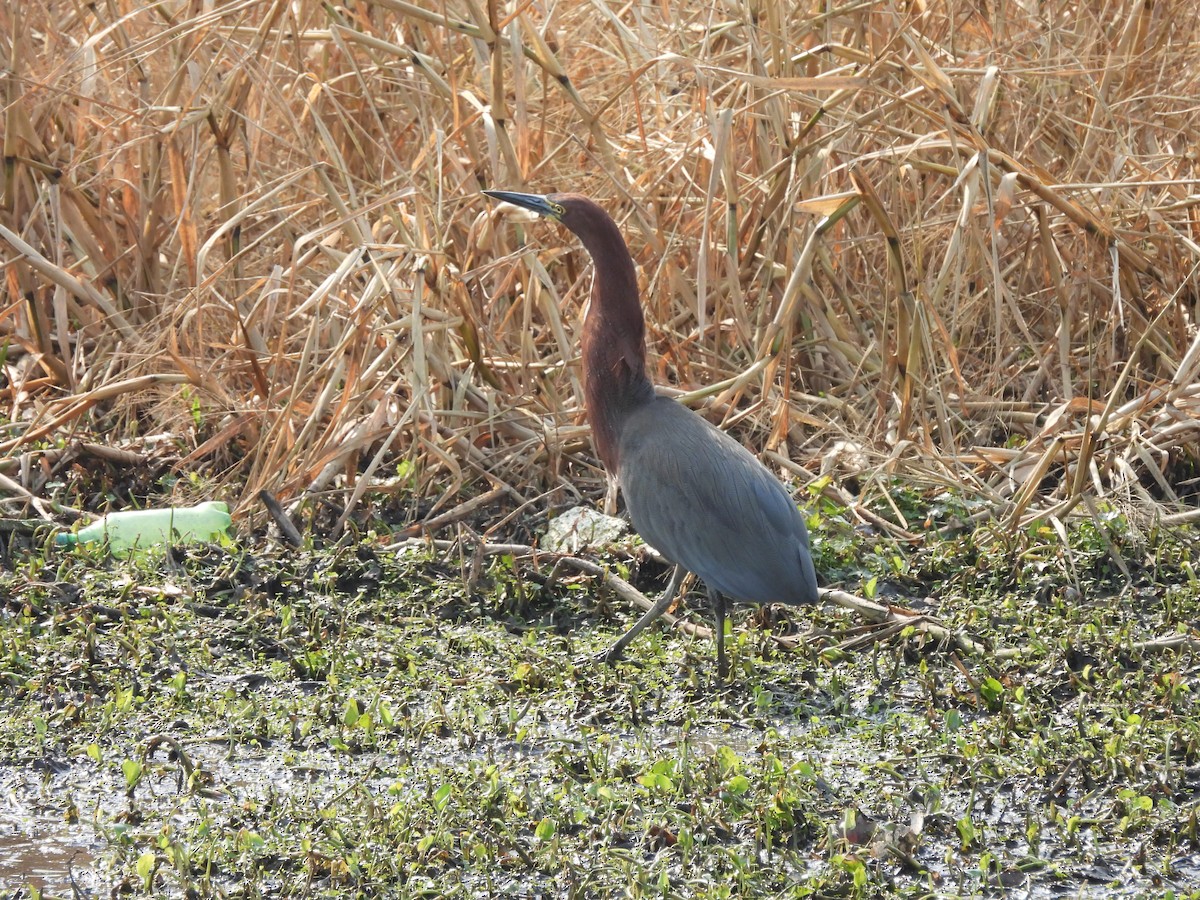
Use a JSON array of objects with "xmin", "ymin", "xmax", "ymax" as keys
[{"xmin": 617, "ymin": 397, "xmax": 817, "ymax": 606}]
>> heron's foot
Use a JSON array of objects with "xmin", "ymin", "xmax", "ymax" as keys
[{"xmin": 578, "ymin": 644, "xmax": 625, "ymax": 668}]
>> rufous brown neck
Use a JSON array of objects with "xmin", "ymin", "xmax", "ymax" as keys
[{"xmin": 572, "ymin": 212, "xmax": 655, "ymax": 476}]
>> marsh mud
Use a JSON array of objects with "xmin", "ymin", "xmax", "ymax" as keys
[{"xmin": 0, "ymin": 518, "xmax": 1198, "ymax": 898}]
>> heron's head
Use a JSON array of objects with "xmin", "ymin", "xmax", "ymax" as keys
[{"xmin": 483, "ymin": 190, "xmax": 615, "ymax": 244}]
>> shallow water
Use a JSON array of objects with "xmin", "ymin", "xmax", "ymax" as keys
[{"xmin": 0, "ymin": 813, "xmax": 97, "ymax": 894}]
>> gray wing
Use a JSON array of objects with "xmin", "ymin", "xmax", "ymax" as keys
[{"xmin": 617, "ymin": 397, "xmax": 817, "ymax": 606}]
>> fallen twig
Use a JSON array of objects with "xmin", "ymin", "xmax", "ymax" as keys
[
  {"xmin": 1131, "ymin": 634, "xmax": 1200, "ymax": 654},
  {"xmin": 259, "ymin": 490, "xmax": 304, "ymax": 547},
  {"xmin": 818, "ymin": 588, "xmax": 993, "ymax": 657},
  {"xmin": 395, "ymin": 486, "xmax": 511, "ymax": 538}
]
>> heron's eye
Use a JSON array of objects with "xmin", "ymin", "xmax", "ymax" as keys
[{"xmin": 550, "ymin": 201, "xmax": 566, "ymax": 216}]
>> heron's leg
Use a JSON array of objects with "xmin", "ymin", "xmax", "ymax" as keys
[
  {"xmin": 712, "ymin": 588, "xmax": 728, "ymax": 679},
  {"xmin": 601, "ymin": 564, "xmax": 687, "ymax": 664}
]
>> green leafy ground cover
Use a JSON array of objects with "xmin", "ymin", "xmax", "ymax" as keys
[{"xmin": 1, "ymin": 501, "xmax": 1199, "ymax": 898}]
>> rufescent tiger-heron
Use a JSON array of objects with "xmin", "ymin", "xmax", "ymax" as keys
[{"xmin": 484, "ymin": 190, "xmax": 818, "ymax": 677}]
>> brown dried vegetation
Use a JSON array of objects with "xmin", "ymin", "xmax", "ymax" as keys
[{"xmin": 3, "ymin": 0, "xmax": 1200, "ymax": 535}]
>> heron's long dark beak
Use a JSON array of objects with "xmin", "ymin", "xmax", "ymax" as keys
[{"xmin": 483, "ymin": 190, "xmax": 561, "ymax": 220}]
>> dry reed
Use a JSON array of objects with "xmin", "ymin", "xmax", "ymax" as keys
[{"xmin": 2, "ymin": 0, "xmax": 1200, "ymax": 540}]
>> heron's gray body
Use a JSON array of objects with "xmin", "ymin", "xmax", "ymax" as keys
[{"xmin": 618, "ymin": 396, "xmax": 818, "ymax": 607}]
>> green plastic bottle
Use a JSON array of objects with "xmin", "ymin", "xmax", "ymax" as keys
[{"xmin": 56, "ymin": 501, "xmax": 233, "ymax": 555}]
